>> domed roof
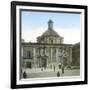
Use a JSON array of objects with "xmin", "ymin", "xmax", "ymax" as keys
[
  {"xmin": 41, "ymin": 19, "xmax": 60, "ymax": 37},
  {"xmin": 41, "ymin": 29, "xmax": 60, "ymax": 37}
]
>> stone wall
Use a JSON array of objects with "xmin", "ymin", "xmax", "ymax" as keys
[{"xmin": 22, "ymin": 43, "xmax": 72, "ymax": 69}]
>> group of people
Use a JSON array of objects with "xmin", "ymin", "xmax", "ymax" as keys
[
  {"xmin": 56, "ymin": 64, "xmax": 65, "ymax": 77},
  {"xmin": 22, "ymin": 64, "xmax": 65, "ymax": 78},
  {"xmin": 56, "ymin": 68, "xmax": 64, "ymax": 77}
]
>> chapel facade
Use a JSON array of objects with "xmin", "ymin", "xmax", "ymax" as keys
[{"xmin": 21, "ymin": 20, "xmax": 75, "ymax": 69}]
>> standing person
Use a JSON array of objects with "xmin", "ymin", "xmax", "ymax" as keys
[
  {"xmin": 23, "ymin": 71, "xmax": 27, "ymax": 78},
  {"xmin": 59, "ymin": 64, "xmax": 61, "ymax": 69},
  {"xmin": 53, "ymin": 66, "xmax": 55, "ymax": 71},
  {"xmin": 61, "ymin": 64, "xmax": 64, "ymax": 74},
  {"xmin": 57, "ymin": 71, "xmax": 60, "ymax": 77}
]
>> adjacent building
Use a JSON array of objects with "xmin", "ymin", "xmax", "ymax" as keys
[{"xmin": 72, "ymin": 43, "xmax": 80, "ymax": 66}]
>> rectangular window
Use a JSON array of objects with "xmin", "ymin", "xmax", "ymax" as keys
[{"xmin": 27, "ymin": 51, "xmax": 32, "ymax": 59}]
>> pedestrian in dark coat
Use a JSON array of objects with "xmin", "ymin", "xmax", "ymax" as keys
[
  {"xmin": 61, "ymin": 65, "xmax": 64, "ymax": 74},
  {"xmin": 54, "ymin": 66, "xmax": 55, "ymax": 71},
  {"xmin": 57, "ymin": 71, "xmax": 60, "ymax": 77},
  {"xmin": 23, "ymin": 71, "xmax": 27, "ymax": 78}
]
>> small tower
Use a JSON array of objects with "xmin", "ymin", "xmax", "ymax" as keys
[{"xmin": 48, "ymin": 19, "xmax": 53, "ymax": 30}]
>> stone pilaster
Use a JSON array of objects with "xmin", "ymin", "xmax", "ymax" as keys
[
  {"xmin": 56, "ymin": 48, "xmax": 58, "ymax": 63},
  {"xmin": 33, "ymin": 47, "xmax": 36, "ymax": 68},
  {"xmin": 51, "ymin": 47, "xmax": 52, "ymax": 65},
  {"xmin": 69, "ymin": 47, "xmax": 72, "ymax": 65}
]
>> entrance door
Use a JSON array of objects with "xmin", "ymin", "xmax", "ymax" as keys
[
  {"xmin": 42, "ymin": 58, "xmax": 47, "ymax": 68},
  {"xmin": 26, "ymin": 62, "xmax": 32, "ymax": 68}
]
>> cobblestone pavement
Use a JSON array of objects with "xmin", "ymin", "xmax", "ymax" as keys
[{"xmin": 22, "ymin": 68, "xmax": 80, "ymax": 78}]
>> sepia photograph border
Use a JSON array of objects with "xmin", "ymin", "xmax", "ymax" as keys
[{"xmin": 11, "ymin": 1, "xmax": 88, "ymax": 89}]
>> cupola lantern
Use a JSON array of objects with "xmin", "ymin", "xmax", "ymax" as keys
[{"xmin": 48, "ymin": 19, "xmax": 53, "ymax": 30}]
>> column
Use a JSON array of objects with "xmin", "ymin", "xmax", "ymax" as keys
[
  {"xmin": 69, "ymin": 47, "xmax": 72, "ymax": 65},
  {"xmin": 20, "ymin": 47, "xmax": 23, "ymax": 79},
  {"xmin": 56, "ymin": 48, "xmax": 58, "ymax": 63},
  {"xmin": 61, "ymin": 47, "xmax": 64, "ymax": 64},
  {"xmin": 56, "ymin": 48, "xmax": 58, "ymax": 69},
  {"xmin": 38, "ymin": 47, "xmax": 41, "ymax": 68},
  {"xmin": 59, "ymin": 47, "xmax": 61, "ymax": 63},
  {"xmin": 21, "ymin": 47, "xmax": 23, "ymax": 67},
  {"xmin": 33, "ymin": 47, "xmax": 36, "ymax": 68},
  {"xmin": 23, "ymin": 47, "xmax": 26, "ymax": 68},
  {"xmin": 51, "ymin": 47, "xmax": 52, "ymax": 66}
]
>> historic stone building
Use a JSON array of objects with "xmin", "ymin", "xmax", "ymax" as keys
[
  {"xmin": 72, "ymin": 43, "xmax": 80, "ymax": 66},
  {"xmin": 21, "ymin": 20, "xmax": 77, "ymax": 69}
]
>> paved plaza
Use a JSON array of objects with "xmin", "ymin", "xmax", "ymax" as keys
[{"xmin": 22, "ymin": 68, "xmax": 80, "ymax": 78}]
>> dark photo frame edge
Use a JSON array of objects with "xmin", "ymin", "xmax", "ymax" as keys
[{"xmin": 11, "ymin": 1, "xmax": 88, "ymax": 89}]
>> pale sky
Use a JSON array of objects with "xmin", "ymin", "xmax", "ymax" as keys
[{"xmin": 21, "ymin": 10, "xmax": 81, "ymax": 44}]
